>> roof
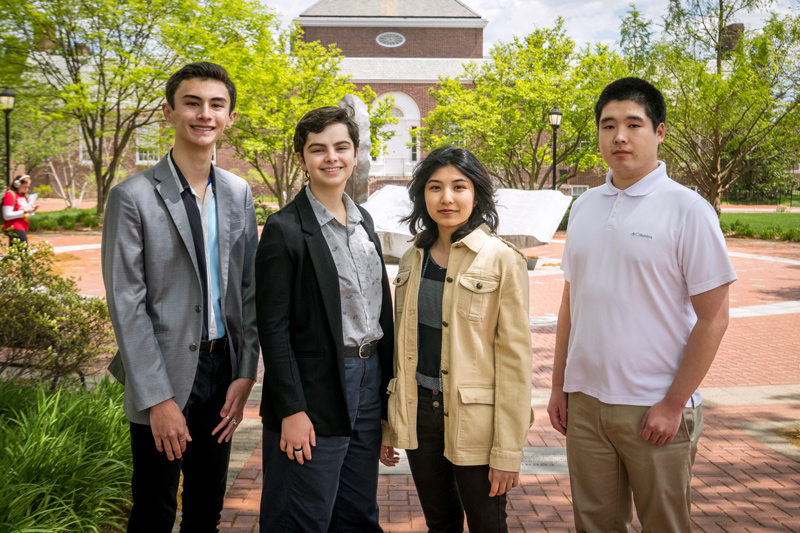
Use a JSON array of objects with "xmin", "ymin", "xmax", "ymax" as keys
[
  {"xmin": 340, "ymin": 57, "xmax": 489, "ymax": 83},
  {"xmin": 299, "ymin": 0, "xmax": 483, "ymax": 19}
]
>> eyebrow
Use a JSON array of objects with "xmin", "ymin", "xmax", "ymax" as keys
[
  {"xmin": 181, "ymin": 94, "xmax": 228, "ymax": 103},
  {"xmin": 306, "ymin": 140, "xmax": 353, "ymax": 149},
  {"xmin": 600, "ymin": 115, "xmax": 645, "ymax": 124}
]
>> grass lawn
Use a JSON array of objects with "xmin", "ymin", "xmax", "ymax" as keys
[{"xmin": 719, "ymin": 213, "xmax": 800, "ymax": 241}]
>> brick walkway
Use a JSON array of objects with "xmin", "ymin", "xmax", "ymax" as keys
[{"xmin": 31, "ymin": 231, "xmax": 800, "ymax": 532}]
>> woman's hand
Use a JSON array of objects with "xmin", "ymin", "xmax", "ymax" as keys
[
  {"xmin": 380, "ymin": 445, "xmax": 400, "ymax": 467},
  {"xmin": 488, "ymin": 467, "xmax": 519, "ymax": 497},
  {"xmin": 280, "ymin": 411, "xmax": 316, "ymax": 465}
]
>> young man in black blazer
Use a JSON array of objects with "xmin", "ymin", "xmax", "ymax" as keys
[{"xmin": 255, "ymin": 106, "xmax": 393, "ymax": 531}]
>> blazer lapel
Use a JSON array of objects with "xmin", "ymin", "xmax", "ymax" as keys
[
  {"xmin": 214, "ymin": 168, "xmax": 231, "ymax": 306},
  {"xmin": 154, "ymin": 156, "xmax": 202, "ymax": 282},
  {"xmin": 296, "ymin": 188, "xmax": 344, "ymax": 356}
]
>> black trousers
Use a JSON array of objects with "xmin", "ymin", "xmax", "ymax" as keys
[
  {"xmin": 127, "ymin": 349, "xmax": 232, "ymax": 533},
  {"xmin": 406, "ymin": 385, "xmax": 508, "ymax": 533},
  {"xmin": 6, "ymin": 229, "xmax": 27, "ymax": 247}
]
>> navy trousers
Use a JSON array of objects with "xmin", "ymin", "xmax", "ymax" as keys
[
  {"xmin": 127, "ymin": 349, "xmax": 232, "ymax": 533},
  {"xmin": 260, "ymin": 355, "xmax": 383, "ymax": 532}
]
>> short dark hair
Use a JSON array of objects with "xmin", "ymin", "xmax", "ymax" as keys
[
  {"xmin": 293, "ymin": 106, "xmax": 360, "ymax": 156},
  {"xmin": 402, "ymin": 146, "xmax": 498, "ymax": 249},
  {"xmin": 594, "ymin": 77, "xmax": 666, "ymax": 132},
  {"xmin": 165, "ymin": 62, "xmax": 237, "ymax": 113}
]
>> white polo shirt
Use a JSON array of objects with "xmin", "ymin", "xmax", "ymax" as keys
[{"xmin": 561, "ymin": 162, "xmax": 737, "ymax": 407}]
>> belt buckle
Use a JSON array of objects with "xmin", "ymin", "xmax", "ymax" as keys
[{"xmin": 358, "ymin": 342, "xmax": 371, "ymax": 359}]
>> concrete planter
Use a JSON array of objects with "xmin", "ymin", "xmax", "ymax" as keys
[{"xmin": 526, "ymin": 257, "xmax": 538, "ymax": 271}]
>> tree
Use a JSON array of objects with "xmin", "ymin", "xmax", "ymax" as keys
[
  {"xmin": 619, "ymin": 3, "xmax": 655, "ymax": 76},
  {"xmin": 174, "ymin": 0, "xmax": 396, "ymax": 207},
  {"xmin": 422, "ymin": 19, "xmax": 628, "ymax": 190},
  {"xmin": 0, "ymin": 0, "xmax": 195, "ymax": 214},
  {"xmin": 649, "ymin": 1, "xmax": 800, "ymax": 214}
]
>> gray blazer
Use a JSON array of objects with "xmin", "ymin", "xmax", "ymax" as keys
[{"xmin": 102, "ymin": 155, "xmax": 259, "ymax": 425}]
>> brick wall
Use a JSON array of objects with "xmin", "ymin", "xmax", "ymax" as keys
[
  {"xmin": 355, "ymin": 82, "xmax": 437, "ymax": 118},
  {"xmin": 302, "ymin": 26, "xmax": 483, "ymax": 58}
]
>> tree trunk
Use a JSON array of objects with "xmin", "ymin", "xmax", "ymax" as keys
[{"xmin": 707, "ymin": 186, "xmax": 723, "ymax": 218}]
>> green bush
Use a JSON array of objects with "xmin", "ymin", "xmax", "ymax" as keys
[
  {"xmin": 58, "ymin": 214, "xmax": 77, "ymax": 230},
  {"xmin": 255, "ymin": 203, "xmax": 276, "ymax": 225},
  {"xmin": 558, "ymin": 197, "xmax": 578, "ymax": 232},
  {"xmin": 32, "ymin": 216, "xmax": 59, "ymax": 231},
  {"xmin": 33, "ymin": 184, "xmax": 53, "ymax": 198},
  {"xmin": 757, "ymin": 227, "xmax": 778, "ymax": 240},
  {"xmin": 0, "ymin": 242, "xmax": 115, "ymax": 384},
  {"xmin": 780, "ymin": 227, "xmax": 800, "ymax": 242},
  {"xmin": 77, "ymin": 212, "xmax": 99, "ymax": 228},
  {"xmin": 0, "ymin": 379, "xmax": 132, "ymax": 531}
]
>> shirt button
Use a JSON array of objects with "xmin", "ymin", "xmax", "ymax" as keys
[
  {"xmin": 441, "ymin": 369, "xmax": 448, "ymax": 375},
  {"xmin": 195, "ymin": 305, "xmax": 202, "ymax": 312},
  {"xmin": 433, "ymin": 401, "xmax": 440, "ymax": 407},
  {"xmin": 615, "ymin": 203, "xmax": 621, "ymax": 207},
  {"xmin": 443, "ymin": 409, "xmax": 449, "ymax": 416},
  {"xmin": 476, "ymin": 282, "xmax": 483, "ymax": 289},
  {"xmin": 611, "ymin": 214, "xmax": 616, "ymax": 218},
  {"xmin": 189, "ymin": 343, "xmax": 197, "ymax": 351},
  {"xmin": 442, "ymin": 321, "xmax": 449, "ymax": 327},
  {"xmin": 432, "ymin": 390, "xmax": 439, "ymax": 396},
  {"xmin": 454, "ymin": 243, "xmax": 462, "ymax": 248},
  {"xmin": 408, "ymin": 356, "xmax": 413, "ymax": 360},
  {"xmin": 446, "ymin": 277, "xmax": 453, "ymax": 283}
]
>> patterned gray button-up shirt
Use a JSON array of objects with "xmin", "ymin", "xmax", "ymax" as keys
[{"xmin": 306, "ymin": 187, "xmax": 384, "ymax": 346}]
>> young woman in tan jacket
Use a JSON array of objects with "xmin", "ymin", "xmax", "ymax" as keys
[{"xmin": 380, "ymin": 146, "xmax": 533, "ymax": 532}]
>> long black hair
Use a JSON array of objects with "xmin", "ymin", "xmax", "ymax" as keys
[{"xmin": 402, "ymin": 146, "xmax": 498, "ymax": 250}]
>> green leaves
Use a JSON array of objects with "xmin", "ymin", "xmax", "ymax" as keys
[{"xmin": 423, "ymin": 18, "xmax": 627, "ymax": 190}]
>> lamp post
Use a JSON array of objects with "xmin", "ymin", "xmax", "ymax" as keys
[
  {"xmin": 0, "ymin": 87, "xmax": 16, "ymax": 188},
  {"xmin": 549, "ymin": 106, "xmax": 562, "ymax": 190}
]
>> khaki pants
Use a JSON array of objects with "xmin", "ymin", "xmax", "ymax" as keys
[{"xmin": 566, "ymin": 392, "xmax": 702, "ymax": 533}]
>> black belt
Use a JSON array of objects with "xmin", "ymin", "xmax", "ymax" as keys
[
  {"xmin": 199, "ymin": 335, "xmax": 228, "ymax": 355},
  {"xmin": 343, "ymin": 340, "xmax": 378, "ymax": 359}
]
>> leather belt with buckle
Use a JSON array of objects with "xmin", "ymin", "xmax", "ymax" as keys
[
  {"xmin": 199, "ymin": 336, "xmax": 228, "ymax": 355},
  {"xmin": 343, "ymin": 340, "xmax": 378, "ymax": 359}
]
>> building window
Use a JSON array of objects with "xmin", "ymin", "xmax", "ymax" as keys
[
  {"xmin": 410, "ymin": 127, "xmax": 419, "ymax": 162},
  {"xmin": 376, "ymin": 32, "xmax": 406, "ymax": 48},
  {"xmin": 571, "ymin": 185, "xmax": 588, "ymax": 197},
  {"xmin": 136, "ymin": 123, "xmax": 162, "ymax": 165}
]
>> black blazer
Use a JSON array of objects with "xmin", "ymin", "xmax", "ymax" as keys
[{"xmin": 255, "ymin": 187, "xmax": 394, "ymax": 436}]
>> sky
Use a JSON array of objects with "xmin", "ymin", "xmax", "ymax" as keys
[{"xmin": 263, "ymin": 0, "xmax": 797, "ymax": 56}]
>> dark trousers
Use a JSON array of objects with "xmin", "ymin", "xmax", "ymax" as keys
[
  {"xmin": 260, "ymin": 354, "xmax": 383, "ymax": 532},
  {"xmin": 127, "ymin": 349, "xmax": 233, "ymax": 533},
  {"xmin": 6, "ymin": 229, "xmax": 27, "ymax": 247},
  {"xmin": 406, "ymin": 385, "xmax": 508, "ymax": 533}
]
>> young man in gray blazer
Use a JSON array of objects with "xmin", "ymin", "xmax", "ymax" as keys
[{"xmin": 102, "ymin": 62, "xmax": 259, "ymax": 532}]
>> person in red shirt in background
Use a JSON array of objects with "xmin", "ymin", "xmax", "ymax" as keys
[{"xmin": 2, "ymin": 174, "xmax": 38, "ymax": 246}]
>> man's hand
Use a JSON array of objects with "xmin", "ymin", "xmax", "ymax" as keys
[
  {"xmin": 280, "ymin": 411, "xmax": 316, "ymax": 465},
  {"xmin": 150, "ymin": 398, "xmax": 191, "ymax": 460},
  {"xmin": 488, "ymin": 467, "xmax": 519, "ymax": 497},
  {"xmin": 212, "ymin": 377, "xmax": 255, "ymax": 443},
  {"xmin": 547, "ymin": 388, "xmax": 568, "ymax": 436},
  {"xmin": 380, "ymin": 445, "xmax": 400, "ymax": 467},
  {"xmin": 639, "ymin": 400, "xmax": 683, "ymax": 445}
]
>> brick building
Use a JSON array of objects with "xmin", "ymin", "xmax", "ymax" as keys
[{"xmin": 297, "ymin": 0, "xmax": 490, "ymax": 192}]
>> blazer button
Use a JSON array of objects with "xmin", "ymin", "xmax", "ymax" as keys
[
  {"xmin": 446, "ymin": 277, "xmax": 453, "ymax": 283},
  {"xmin": 476, "ymin": 282, "xmax": 483, "ymax": 289},
  {"xmin": 189, "ymin": 343, "xmax": 198, "ymax": 351},
  {"xmin": 443, "ymin": 409, "xmax": 449, "ymax": 416},
  {"xmin": 195, "ymin": 305, "xmax": 202, "ymax": 312},
  {"xmin": 442, "ymin": 321, "xmax": 449, "ymax": 327}
]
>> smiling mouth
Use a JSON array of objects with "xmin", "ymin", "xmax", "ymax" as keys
[
  {"xmin": 192, "ymin": 126, "xmax": 214, "ymax": 132},
  {"xmin": 439, "ymin": 210, "xmax": 457, "ymax": 215},
  {"xmin": 322, "ymin": 167, "xmax": 343, "ymax": 173}
]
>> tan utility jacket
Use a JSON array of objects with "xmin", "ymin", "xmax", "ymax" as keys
[{"xmin": 383, "ymin": 226, "xmax": 534, "ymax": 472}]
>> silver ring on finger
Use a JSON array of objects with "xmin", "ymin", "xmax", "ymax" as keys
[
  {"xmin": 293, "ymin": 447, "xmax": 303, "ymax": 453},
  {"xmin": 232, "ymin": 419, "xmax": 238, "ymax": 425}
]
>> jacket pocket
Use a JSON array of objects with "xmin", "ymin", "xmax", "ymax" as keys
[
  {"xmin": 456, "ymin": 273, "xmax": 500, "ymax": 321},
  {"xmin": 393, "ymin": 269, "xmax": 412, "ymax": 315},
  {"xmin": 456, "ymin": 385, "xmax": 495, "ymax": 449}
]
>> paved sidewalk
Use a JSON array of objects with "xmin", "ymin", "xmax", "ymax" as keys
[{"xmin": 31, "ymin": 231, "xmax": 800, "ymax": 532}]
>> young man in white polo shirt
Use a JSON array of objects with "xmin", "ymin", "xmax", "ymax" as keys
[{"xmin": 547, "ymin": 77, "xmax": 737, "ymax": 532}]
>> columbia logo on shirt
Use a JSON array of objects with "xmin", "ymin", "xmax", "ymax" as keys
[{"xmin": 631, "ymin": 232, "xmax": 653, "ymax": 239}]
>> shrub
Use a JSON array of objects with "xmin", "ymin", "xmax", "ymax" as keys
[
  {"xmin": 758, "ymin": 227, "xmax": 778, "ymax": 240},
  {"xmin": 33, "ymin": 184, "xmax": 53, "ymax": 198},
  {"xmin": 77, "ymin": 212, "xmax": 99, "ymax": 228},
  {"xmin": 255, "ymin": 204, "xmax": 276, "ymax": 225},
  {"xmin": 0, "ymin": 379, "xmax": 132, "ymax": 530},
  {"xmin": 34, "ymin": 217, "xmax": 59, "ymax": 231},
  {"xmin": 59, "ymin": 216, "xmax": 77, "ymax": 230},
  {"xmin": 558, "ymin": 197, "xmax": 578, "ymax": 232},
  {"xmin": 780, "ymin": 227, "xmax": 800, "ymax": 242},
  {"xmin": 0, "ymin": 242, "xmax": 115, "ymax": 384}
]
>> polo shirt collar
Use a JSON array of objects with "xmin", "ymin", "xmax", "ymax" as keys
[{"xmin": 603, "ymin": 161, "xmax": 667, "ymax": 197}]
